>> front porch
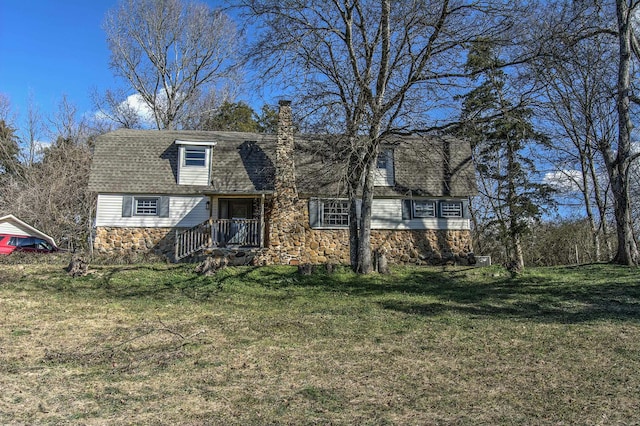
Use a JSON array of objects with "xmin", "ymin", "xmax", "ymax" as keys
[
  {"xmin": 175, "ymin": 218, "xmax": 264, "ymax": 261},
  {"xmin": 175, "ymin": 196, "xmax": 267, "ymax": 260}
]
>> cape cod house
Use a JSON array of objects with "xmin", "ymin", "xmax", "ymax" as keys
[{"xmin": 88, "ymin": 101, "xmax": 477, "ymax": 265}]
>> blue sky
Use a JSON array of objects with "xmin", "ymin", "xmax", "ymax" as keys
[
  {"xmin": 0, "ymin": 1, "xmax": 119, "ymax": 123},
  {"xmin": 0, "ymin": 0, "xmax": 257, "ymax": 135}
]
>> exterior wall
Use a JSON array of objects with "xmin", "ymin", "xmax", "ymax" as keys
[
  {"xmin": 95, "ymin": 194, "xmax": 209, "ymax": 228},
  {"xmin": 371, "ymin": 198, "xmax": 471, "ymax": 230},
  {"xmin": 93, "ymin": 226, "xmax": 177, "ymax": 257},
  {"xmin": 257, "ymin": 199, "xmax": 473, "ymax": 266}
]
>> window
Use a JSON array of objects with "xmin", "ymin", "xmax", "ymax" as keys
[
  {"xmin": 184, "ymin": 147, "xmax": 206, "ymax": 167},
  {"xmin": 413, "ymin": 200, "xmax": 436, "ymax": 218},
  {"xmin": 122, "ymin": 195, "xmax": 169, "ymax": 218},
  {"xmin": 377, "ymin": 152, "xmax": 388, "ymax": 169},
  {"xmin": 440, "ymin": 201, "xmax": 463, "ymax": 218},
  {"xmin": 135, "ymin": 197, "xmax": 159, "ymax": 216},
  {"xmin": 322, "ymin": 199, "xmax": 350, "ymax": 227}
]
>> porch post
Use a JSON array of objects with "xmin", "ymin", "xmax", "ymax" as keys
[
  {"xmin": 260, "ymin": 194, "xmax": 265, "ymax": 248},
  {"xmin": 208, "ymin": 195, "xmax": 213, "ymax": 248}
]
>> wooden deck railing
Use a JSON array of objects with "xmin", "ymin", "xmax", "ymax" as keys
[
  {"xmin": 175, "ymin": 218, "xmax": 262, "ymax": 260},
  {"xmin": 175, "ymin": 220, "xmax": 211, "ymax": 261}
]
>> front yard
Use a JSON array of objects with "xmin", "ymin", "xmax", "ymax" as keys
[{"xmin": 1, "ymin": 262, "xmax": 638, "ymax": 424}]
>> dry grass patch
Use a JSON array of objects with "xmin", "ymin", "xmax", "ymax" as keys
[{"xmin": 0, "ymin": 262, "xmax": 638, "ymax": 424}]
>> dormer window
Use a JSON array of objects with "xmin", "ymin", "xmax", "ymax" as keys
[
  {"xmin": 184, "ymin": 147, "xmax": 206, "ymax": 167},
  {"xmin": 175, "ymin": 140, "xmax": 216, "ymax": 185},
  {"xmin": 374, "ymin": 149, "xmax": 394, "ymax": 186}
]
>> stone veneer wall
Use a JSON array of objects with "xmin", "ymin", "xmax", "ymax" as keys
[
  {"xmin": 257, "ymin": 200, "xmax": 473, "ymax": 266},
  {"xmin": 93, "ymin": 226, "xmax": 176, "ymax": 258}
]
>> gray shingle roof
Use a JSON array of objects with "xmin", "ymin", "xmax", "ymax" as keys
[{"xmin": 88, "ymin": 129, "xmax": 476, "ymax": 197}]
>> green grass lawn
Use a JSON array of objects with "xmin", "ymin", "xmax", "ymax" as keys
[{"xmin": 1, "ymin": 262, "xmax": 639, "ymax": 425}]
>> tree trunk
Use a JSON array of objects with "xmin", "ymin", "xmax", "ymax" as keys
[
  {"xmin": 349, "ymin": 199, "xmax": 359, "ymax": 271},
  {"xmin": 612, "ymin": 0, "xmax": 639, "ymax": 265},
  {"xmin": 356, "ymin": 160, "xmax": 375, "ymax": 274}
]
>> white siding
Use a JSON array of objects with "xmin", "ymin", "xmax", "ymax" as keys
[
  {"xmin": 0, "ymin": 222, "xmax": 29, "ymax": 235},
  {"xmin": 95, "ymin": 194, "xmax": 209, "ymax": 228},
  {"xmin": 371, "ymin": 198, "xmax": 470, "ymax": 230},
  {"xmin": 177, "ymin": 145, "xmax": 211, "ymax": 185}
]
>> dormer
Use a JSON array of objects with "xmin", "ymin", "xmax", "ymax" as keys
[
  {"xmin": 374, "ymin": 148, "xmax": 395, "ymax": 186},
  {"xmin": 175, "ymin": 140, "xmax": 217, "ymax": 185}
]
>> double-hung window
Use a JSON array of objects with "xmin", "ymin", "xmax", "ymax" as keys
[
  {"xmin": 135, "ymin": 197, "xmax": 159, "ymax": 216},
  {"xmin": 377, "ymin": 151, "xmax": 389, "ymax": 169},
  {"xmin": 413, "ymin": 200, "xmax": 437, "ymax": 218},
  {"xmin": 439, "ymin": 201, "xmax": 463, "ymax": 218},
  {"xmin": 309, "ymin": 198, "xmax": 354, "ymax": 228},
  {"xmin": 404, "ymin": 199, "xmax": 464, "ymax": 219},
  {"xmin": 184, "ymin": 147, "xmax": 206, "ymax": 167},
  {"xmin": 322, "ymin": 199, "xmax": 350, "ymax": 227}
]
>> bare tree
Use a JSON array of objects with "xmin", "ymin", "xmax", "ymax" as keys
[
  {"xmin": 91, "ymin": 87, "xmax": 146, "ymax": 130},
  {"xmin": 609, "ymin": 0, "xmax": 640, "ymax": 265},
  {"xmin": 529, "ymin": 0, "xmax": 639, "ymax": 265},
  {"xmin": 532, "ymin": 24, "xmax": 616, "ymax": 262},
  {"xmin": 103, "ymin": 0, "xmax": 240, "ymax": 130},
  {"xmin": 24, "ymin": 93, "xmax": 44, "ymax": 167},
  {"xmin": 0, "ymin": 97, "xmax": 95, "ymax": 251},
  {"xmin": 241, "ymin": 0, "xmax": 518, "ymax": 273}
]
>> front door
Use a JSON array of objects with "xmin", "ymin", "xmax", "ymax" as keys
[
  {"xmin": 217, "ymin": 198, "xmax": 255, "ymax": 246},
  {"xmin": 219, "ymin": 198, "xmax": 253, "ymax": 219}
]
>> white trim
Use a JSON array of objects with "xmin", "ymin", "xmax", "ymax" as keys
[{"xmin": 174, "ymin": 140, "xmax": 217, "ymax": 146}]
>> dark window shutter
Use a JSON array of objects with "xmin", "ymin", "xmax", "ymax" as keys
[
  {"xmin": 159, "ymin": 196, "xmax": 170, "ymax": 217},
  {"xmin": 309, "ymin": 198, "xmax": 320, "ymax": 228},
  {"xmin": 402, "ymin": 199, "xmax": 412, "ymax": 220},
  {"xmin": 122, "ymin": 196, "xmax": 133, "ymax": 217}
]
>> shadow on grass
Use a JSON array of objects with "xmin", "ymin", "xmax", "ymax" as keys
[
  {"xmin": 249, "ymin": 264, "xmax": 640, "ymax": 324},
  {"xmin": 376, "ymin": 265, "xmax": 640, "ymax": 324},
  {"xmin": 14, "ymin": 262, "xmax": 640, "ymax": 324}
]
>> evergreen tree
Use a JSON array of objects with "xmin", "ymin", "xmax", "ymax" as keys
[
  {"xmin": 0, "ymin": 119, "xmax": 21, "ymax": 178},
  {"xmin": 255, "ymin": 104, "xmax": 278, "ymax": 134},
  {"xmin": 458, "ymin": 41, "xmax": 554, "ymax": 270},
  {"xmin": 202, "ymin": 101, "xmax": 259, "ymax": 132}
]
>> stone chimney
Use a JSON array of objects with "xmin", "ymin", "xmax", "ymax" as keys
[
  {"xmin": 275, "ymin": 99, "xmax": 297, "ymax": 200},
  {"xmin": 260, "ymin": 99, "xmax": 304, "ymax": 265}
]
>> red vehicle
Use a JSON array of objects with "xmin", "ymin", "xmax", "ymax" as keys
[{"xmin": 0, "ymin": 234, "xmax": 59, "ymax": 255}]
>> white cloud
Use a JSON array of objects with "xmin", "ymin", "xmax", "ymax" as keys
[
  {"xmin": 93, "ymin": 93, "xmax": 156, "ymax": 128},
  {"xmin": 122, "ymin": 93, "xmax": 155, "ymax": 124},
  {"xmin": 543, "ymin": 169, "xmax": 584, "ymax": 193},
  {"xmin": 33, "ymin": 140, "xmax": 51, "ymax": 153}
]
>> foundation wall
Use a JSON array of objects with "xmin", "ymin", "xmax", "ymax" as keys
[{"xmin": 93, "ymin": 226, "xmax": 176, "ymax": 258}]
